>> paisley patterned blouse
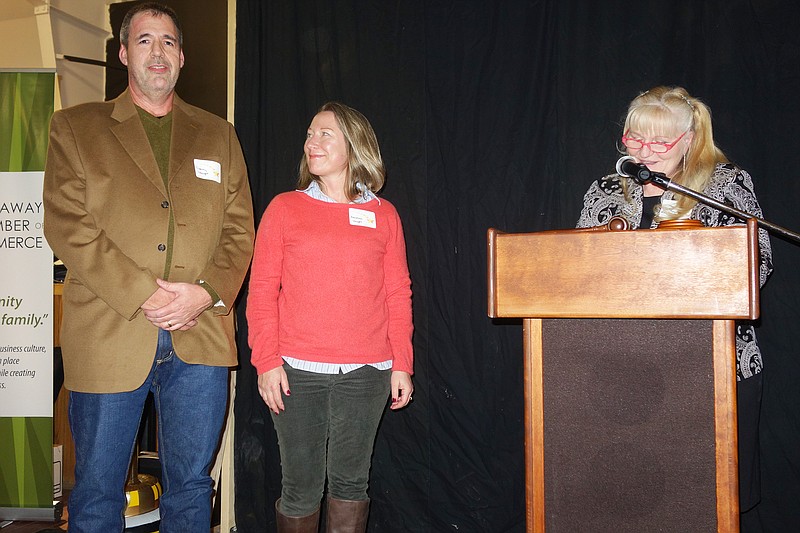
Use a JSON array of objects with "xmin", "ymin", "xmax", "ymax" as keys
[{"xmin": 576, "ymin": 163, "xmax": 773, "ymax": 380}]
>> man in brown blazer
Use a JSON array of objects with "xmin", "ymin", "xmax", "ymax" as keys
[{"xmin": 42, "ymin": 3, "xmax": 254, "ymax": 531}]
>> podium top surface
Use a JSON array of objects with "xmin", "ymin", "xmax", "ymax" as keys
[{"xmin": 487, "ymin": 223, "xmax": 760, "ymax": 319}]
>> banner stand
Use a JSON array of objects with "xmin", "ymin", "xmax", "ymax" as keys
[
  {"xmin": 0, "ymin": 70, "xmax": 58, "ymax": 523},
  {"xmin": 0, "ymin": 502, "xmax": 63, "ymax": 522}
]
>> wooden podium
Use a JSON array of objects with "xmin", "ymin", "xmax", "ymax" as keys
[{"xmin": 487, "ymin": 219, "xmax": 760, "ymax": 532}]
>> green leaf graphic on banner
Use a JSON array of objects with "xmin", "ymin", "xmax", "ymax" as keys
[
  {"xmin": 0, "ymin": 72, "xmax": 55, "ymax": 172},
  {"xmin": 0, "ymin": 418, "xmax": 52, "ymax": 507}
]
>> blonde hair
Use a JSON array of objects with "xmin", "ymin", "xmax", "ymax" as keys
[
  {"xmin": 622, "ymin": 86, "xmax": 728, "ymax": 220},
  {"xmin": 297, "ymin": 102, "xmax": 385, "ymax": 200}
]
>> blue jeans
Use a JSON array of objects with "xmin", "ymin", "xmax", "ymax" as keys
[
  {"xmin": 68, "ymin": 328, "xmax": 228, "ymax": 533},
  {"xmin": 272, "ymin": 364, "xmax": 391, "ymax": 517}
]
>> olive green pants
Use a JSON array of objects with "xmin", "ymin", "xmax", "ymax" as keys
[{"xmin": 271, "ymin": 363, "xmax": 391, "ymax": 517}]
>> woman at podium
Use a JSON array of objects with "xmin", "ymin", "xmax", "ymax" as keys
[{"xmin": 576, "ymin": 85, "xmax": 773, "ymax": 512}]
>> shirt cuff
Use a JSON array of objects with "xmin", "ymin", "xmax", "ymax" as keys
[{"xmin": 197, "ymin": 279, "xmax": 224, "ymax": 308}]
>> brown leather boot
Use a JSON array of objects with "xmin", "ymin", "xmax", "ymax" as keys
[
  {"xmin": 324, "ymin": 497, "xmax": 369, "ymax": 533},
  {"xmin": 276, "ymin": 498, "xmax": 321, "ymax": 533}
]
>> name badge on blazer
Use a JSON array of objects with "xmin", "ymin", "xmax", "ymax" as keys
[
  {"xmin": 349, "ymin": 208, "xmax": 376, "ymax": 228},
  {"xmin": 194, "ymin": 159, "xmax": 221, "ymax": 183}
]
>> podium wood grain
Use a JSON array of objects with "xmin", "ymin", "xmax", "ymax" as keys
[{"xmin": 488, "ymin": 220, "xmax": 759, "ymax": 532}]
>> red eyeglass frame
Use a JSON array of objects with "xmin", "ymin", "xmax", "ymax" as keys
[{"xmin": 621, "ymin": 129, "xmax": 689, "ymax": 154}]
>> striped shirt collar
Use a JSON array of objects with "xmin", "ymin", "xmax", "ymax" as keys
[{"xmin": 300, "ymin": 180, "xmax": 379, "ymax": 204}]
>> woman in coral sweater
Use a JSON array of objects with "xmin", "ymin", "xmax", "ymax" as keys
[{"xmin": 247, "ymin": 102, "xmax": 414, "ymax": 532}]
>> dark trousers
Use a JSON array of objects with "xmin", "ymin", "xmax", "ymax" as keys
[
  {"xmin": 738, "ymin": 372, "xmax": 763, "ymax": 512},
  {"xmin": 271, "ymin": 363, "xmax": 391, "ymax": 517}
]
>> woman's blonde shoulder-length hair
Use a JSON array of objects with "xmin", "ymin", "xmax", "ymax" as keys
[
  {"xmin": 297, "ymin": 102, "xmax": 386, "ymax": 200},
  {"xmin": 622, "ymin": 86, "xmax": 728, "ymax": 220}
]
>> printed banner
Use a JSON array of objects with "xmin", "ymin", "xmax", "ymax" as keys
[{"xmin": 0, "ymin": 71, "xmax": 55, "ymax": 513}]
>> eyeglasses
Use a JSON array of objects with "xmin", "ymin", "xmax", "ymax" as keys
[{"xmin": 621, "ymin": 129, "xmax": 689, "ymax": 154}]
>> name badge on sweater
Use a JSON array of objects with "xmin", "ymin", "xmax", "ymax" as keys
[
  {"xmin": 194, "ymin": 159, "xmax": 221, "ymax": 183},
  {"xmin": 349, "ymin": 208, "xmax": 376, "ymax": 228}
]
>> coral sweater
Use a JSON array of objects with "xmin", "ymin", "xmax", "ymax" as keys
[{"xmin": 247, "ymin": 191, "xmax": 413, "ymax": 375}]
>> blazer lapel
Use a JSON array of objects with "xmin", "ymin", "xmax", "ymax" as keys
[
  {"xmin": 168, "ymin": 96, "xmax": 200, "ymax": 183},
  {"xmin": 110, "ymin": 90, "xmax": 166, "ymax": 194}
]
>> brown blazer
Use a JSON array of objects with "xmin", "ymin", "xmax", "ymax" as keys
[{"xmin": 43, "ymin": 90, "xmax": 254, "ymax": 393}]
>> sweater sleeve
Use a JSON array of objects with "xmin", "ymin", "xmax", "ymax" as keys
[
  {"xmin": 247, "ymin": 197, "xmax": 286, "ymax": 374},
  {"xmin": 693, "ymin": 165, "xmax": 774, "ymax": 288},
  {"xmin": 576, "ymin": 175, "xmax": 632, "ymax": 229},
  {"xmin": 720, "ymin": 167, "xmax": 773, "ymax": 288},
  {"xmin": 382, "ymin": 203, "xmax": 414, "ymax": 374}
]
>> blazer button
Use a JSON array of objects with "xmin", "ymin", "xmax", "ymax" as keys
[
  {"xmin": 157, "ymin": 243, "xmax": 166, "ymax": 252},
  {"xmin": 161, "ymin": 200, "xmax": 169, "ymax": 208}
]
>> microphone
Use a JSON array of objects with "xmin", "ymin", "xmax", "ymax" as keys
[{"xmin": 615, "ymin": 156, "xmax": 666, "ymax": 184}]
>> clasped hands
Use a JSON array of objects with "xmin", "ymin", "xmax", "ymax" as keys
[{"xmin": 141, "ymin": 278, "xmax": 212, "ymax": 331}]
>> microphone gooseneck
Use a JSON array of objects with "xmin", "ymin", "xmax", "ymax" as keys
[{"xmin": 610, "ymin": 157, "xmax": 800, "ymax": 244}]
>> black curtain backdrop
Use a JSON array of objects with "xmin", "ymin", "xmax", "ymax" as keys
[{"xmin": 232, "ymin": 1, "xmax": 800, "ymax": 531}]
